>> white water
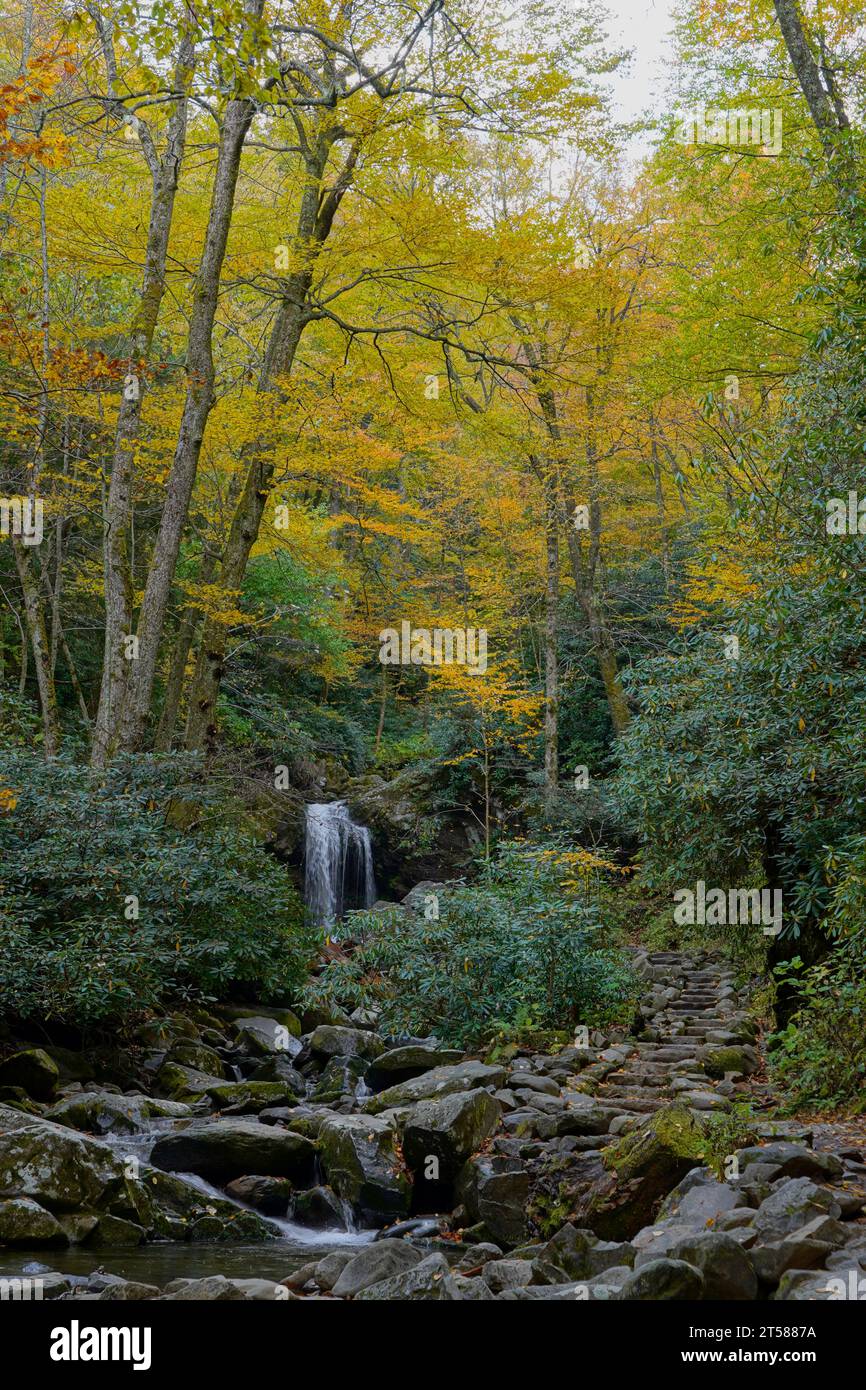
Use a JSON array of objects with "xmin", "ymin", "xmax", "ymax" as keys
[{"xmin": 304, "ymin": 801, "xmax": 377, "ymax": 929}]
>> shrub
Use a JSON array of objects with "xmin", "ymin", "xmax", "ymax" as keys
[
  {"xmin": 304, "ymin": 839, "xmax": 636, "ymax": 1047},
  {"xmin": 767, "ymin": 955, "xmax": 866, "ymax": 1111},
  {"xmin": 0, "ymin": 751, "xmax": 315, "ymax": 1028}
]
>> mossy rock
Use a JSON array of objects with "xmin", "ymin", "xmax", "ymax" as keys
[
  {"xmin": 0, "ymin": 1048, "xmax": 60, "ymax": 1100},
  {"xmin": 529, "ymin": 1105, "xmax": 708, "ymax": 1242},
  {"xmin": 701, "ymin": 1046, "xmax": 758, "ymax": 1080}
]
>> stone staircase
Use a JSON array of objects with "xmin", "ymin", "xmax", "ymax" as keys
[{"xmin": 561, "ymin": 949, "xmax": 759, "ymax": 1137}]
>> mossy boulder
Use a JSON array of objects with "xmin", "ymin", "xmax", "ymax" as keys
[
  {"xmin": 47, "ymin": 1092, "xmax": 192, "ymax": 1136},
  {"xmin": 164, "ymin": 1040, "xmax": 231, "ymax": 1079},
  {"xmin": 0, "ymin": 1048, "xmax": 60, "ymax": 1100},
  {"xmin": 700, "ymin": 1045, "xmax": 759, "ymax": 1079},
  {"xmin": 204, "ymin": 1081, "xmax": 294, "ymax": 1113},
  {"xmin": 318, "ymin": 1113, "xmax": 411, "ymax": 1226},
  {"xmin": 529, "ymin": 1105, "xmax": 707, "ymax": 1242},
  {"xmin": 0, "ymin": 1196, "xmax": 68, "ymax": 1246},
  {"xmin": 154, "ymin": 1061, "xmax": 227, "ymax": 1101},
  {"xmin": 150, "ymin": 1119, "xmax": 316, "ymax": 1184},
  {"xmin": 363, "ymin": 1061, "xmax": 507, "ymax": 1115},
  {"xmin": 403, "ymin": 1088, "xmax": 501, "ymax": 1181},
  {"xmin": 0, "ymin": 1104, "xmax": 129, "ymax": 1212}
]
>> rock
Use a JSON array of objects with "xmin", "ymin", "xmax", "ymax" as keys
[
  {"xmin": 308, "ymin": 1025, "xmax": 384, "ymax": 1062},
  {"xmin": 312, "ymin": 1250, "xmax": 356, "ymax": 1290},
  {"xmin": 0, "ymin": 1105, "xmax": 128, "ymax": 1211},
  {"xmin": 482, "ymin": 1258, "xmax": 533, "ymax": 1292},
  {"xmin": 751, "ymin": 1178, "xmax": 841, "ymax": 1243},
  {"xmin": 160, "ymin": 1276, "xmax": 247, "ymax": 1301},
  {"xmin": 310, "ymin": 1056, "xmax": 370, "ymax": 1103},
  {"xmin": 771, "ymin": 1269, "xmax": 851, "ymax": 1301},
  {"xmin": 456, "ymin": 1155, "xmax": 529, "ymax": 1247},
  {"xmin": 363, "ymin": 1061, "xmax": 507, "ymax": 1115},
  {"xmin": 218, "ymin": 1004, "xmax": 301, "ymax": 1036},
  {"xmin": 0, "ymin": 1197, "xmax": 68, "ymax": 1246},
  {"xmin": 233, "ymin": 1017, "xmax": 301, "ymax": 1056},
  {"xmin": 355, "ymin": 1252, "xmax": 463, "ymax": 1300},
  {"xmin": 737, "ymin": 1143, "xmax": 843, "ymax": 1182},
  {"xmin": 83, "ymin": 1214, "xmax": 146, "ymax": 1247},
  {"xmin": 0, "ymin": 1048, "xmax": 59, "ymax": 1100},
  {"xmin": 531, "ymin": 1223, "xmax": 635, "ymax": 1283},
  {"xmin": 291, "ymin": 1185, "xmax": 346, "ymax": 1229},
  {"xmin": 368, "ymin": 1045, "xmax": 463, "ymax": 1089},
  {"xmin": 248, "ymin": 1056, "xmax": 306, "ymax": 1095},
  {"xmin": 508, "ymin": 1073, "xmax": 560, "ymax": 1097},
  {"xmin": 318, "ymin": 1113, "xmax": 411, "ymax": 1225},
  {"xmin": 205, "ymin": 1081, "xmax": 295, "ymax": 1113},
  {"xmin": 659, "ymin": 1171, "xmax": 740, "ymax": 1223},
  {"xmin": 404, "ymin": 1089, "xmax": 501, "ymax": 1180},
  {"xmin": 98, "ymin": 1280, "xmax": 162, "ymax": 1300},
  {"xmin": 47, "ymin": 1091, "xmax": 191, "ymax": 1136},
  {"xmin": 164, "ymin": 1040, "xmax": 231, "ymax": 1078},
  {"xmin": 224, "ymin": 1176, "xmax": 293, "ymax": 1216},
  {"xmin": 154, "ymin": 1062, "xmax": 227, "ymax": 1101},
  {"xmin": 667, "ymin": 1231, "xmax": 758, "ymax": 1299},
  {"xmin": 617, "ymin": 1257, "xmax": 705, "ymax": 1300},
  {"xmin": 331, "ymin": 1240, "xmax": 422, "ymax": 1296},
  {"xmin": 751, "ymin": 1215, "xmax": 850, "ymax": 1285},
  {"xmin": 528, "ymin": 1105, "xmax": 706, "ymax": 1241},
  {"xmin": 150, "ymin": 1119, "xmax": 316, "ymax": 1184},
  {"xmin": 700, "ymin": 1045, "xmax": 758, "ymax": 1079}
]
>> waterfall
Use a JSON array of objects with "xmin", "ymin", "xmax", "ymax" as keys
[{"xmin": 304, "ymin": 801, "xmax": 377, "ymax": 929}]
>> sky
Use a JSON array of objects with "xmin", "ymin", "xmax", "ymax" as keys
[{"xmin": 601, "ymin": 0, "xmax": 679, "ymax": 155}]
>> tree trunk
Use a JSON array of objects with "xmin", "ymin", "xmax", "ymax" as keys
[
  {"xmin": 184, "ymin": 134, "xmax": 360, "ymax": 751},
  {"xmin": 13, "ymin": 538, "xmax": 59, "ymax": 754},
  {"xmin": 542, "ymin": 458, "xmax": 559, "ymax": 804},
  {"xmin": 116, "ymin": 0, "xmax": 264, "ymax": 754},
  {"xmin": 91, "ymin": 25, "xmax": 196, "ymax": 766}
]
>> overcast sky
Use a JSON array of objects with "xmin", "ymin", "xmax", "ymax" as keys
[{"xmin": 601, "ymin": 0, "xmax": 679, "ymax": 154}]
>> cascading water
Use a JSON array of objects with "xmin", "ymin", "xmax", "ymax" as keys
[{"xmin": 304, "ymin": 801, "xmax": 377, "ymax": 929}]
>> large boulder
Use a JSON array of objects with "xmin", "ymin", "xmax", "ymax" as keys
[
  {"xmin": 47, "ymin": 1092, "xmax": 191, "ymax": 1136},
  {"xmin": 528, "ymin": 1105, "xmax": 707, "ymax": 1241},
  {"xmin": 331, "ymin": 1240, "xmax": 423, "ymax": 1297},
  {"xmin": 308, "ymin": 1025, "xmax": 384, "ymax": 1062},
  {"xmin": 363, "ymin": 1061, "xmax": 507, "ymax": 1115},
  {"xmin": 751, "ymin": 1178, "xmax": 841, "ymax": 1243},
  {"xmin": 531, "ymin": 1223, "xmax": 635, "ymax": 1284},
  {"xmin": 153, "ymin": 1062, "xmax": 228, "ymax": 1102},
  {"xmin": 368, "ymin": 1045, "xmax": 464, "ymax": 1090},
  {"xmin": 318, "ymin": 1114, "xmax": 411, "ymax": 1226},
  {"xmin": 456, "ymin": 1154, "xmax": 529, "ymax": 1248},
  {"xmin": 354, "ymin": 1251, "xmax": 464, "ymax": 1301},
  {"xmin": 233, "ymin": 1017, "xmax": 302, "ymax": 1057},
  {"xmin": 0, "ymin": 1048, "xmax": 60, "ymax": 1100},
  {"xmin": 149, "ymin": 1119, "xmax": 316, "ymax": 1184},
  {"xmin": 164, "ymin": 1040, "xmax": 231, "ymax": 1078},
  {"xmin": 0, "ymin": 1105, "xmax": 129, "ymax": 1212},
  {"xmin": 617, "ymin": 1258, "xmax": 705, "ymax": 1300},
  {"xmin": 403, "ymin": 1089, "xmax": 501, "ymax": 1181},
  {"xmin": 666, "ymin": 1231, "xmax": 758, "ymax": 1299},
  {"xmin": 0, "ymin": 1196, "xmax": 68, "ymax": 1246}
]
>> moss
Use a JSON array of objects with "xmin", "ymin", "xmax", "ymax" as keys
[
  {"xmin": 604, "ymin": 1104, "xmax": 705, "ymax": 1177},
  {"xmin": 702, "ymin": 1046, "xmax": 750, "ymax": 1079}
]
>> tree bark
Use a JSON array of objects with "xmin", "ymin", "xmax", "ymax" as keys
[
  {"xmin": 91, "ymin": 22, "xmax": 196, "ymax": 766},
  {"xmin": 184, "ymin": 133, "xmax": 360, "ymax": 751},
  {"xmin": 116, "ymin": 0, "xmax": 265, "ymax": 753},
  {"xmin": 13, "ymin": 538, "xmax": 59, "ymax": 754}
]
